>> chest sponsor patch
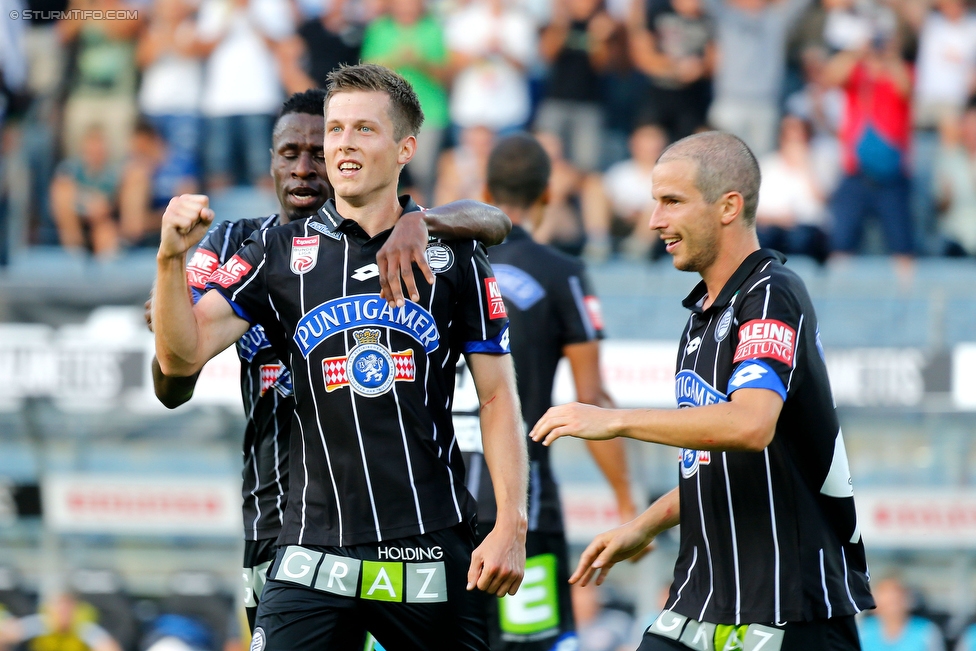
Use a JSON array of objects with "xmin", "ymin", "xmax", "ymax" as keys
[
  {"xmin": 209, "ymin": 254, "xmax": 252, "ymax": 288},
  {"xmin": 733, "ymin": 319, "xmax": 797, "ymax": 366},
  {"xmin": 322, "ymin": 329, "xmax": 415, "ymax": 397},
  {"xmin": 485, "ymin": 277, "xmax": 508, "ymax": 319},
  {"xmin": 674, "ymin": 369, "xmax": 727, "ymax": 408},
  {"xmin": 295, "ymin": 294, "xmax": 439, "ymax": 358},
  {"xmin": 290, "ymin": 236, "xmax": 320, "ymax": 275},
  {"xmin": 186, "ymin": 249, "xmax": 220, "ymax": 289},
  {"xmin": 679, "ymin": 448, "xmax": 711, "ymax": 479},
  {"xmin": 238, "ymin": 324, "xmax": 272, "ymax": 362}
]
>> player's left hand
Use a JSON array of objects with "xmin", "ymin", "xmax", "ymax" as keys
[
  {"xmin": 467, "ymin": 523, "xmax": 526, "ymax": 597},
  {"xmin": 377, "ymin": 210, "xmax": 434, "ymax": 308},
  {"xmin": 529, "ymin": 402, "xmax": 619, "ymax": 446}
]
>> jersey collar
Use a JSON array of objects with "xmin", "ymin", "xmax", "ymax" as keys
[
  {"xmin": 681, "ymin": 248, "xmax": 786, "ymax": 314},
  {"xmin": 314, "ymin": 196, "xmax": 421, "ymax": 241}
]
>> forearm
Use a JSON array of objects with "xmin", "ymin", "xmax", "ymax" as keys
[
  {"xmin": 152, "ymin": 357, "xmax": 200, "ymax": 408},
  {"xmin": 154, "ymin": 255, "xmax": 205, "ymax": 375},
  {"xmin": 480, "ymin": 390, "xmax": 528, "ymax": 532},
  {"xmin": 636, "ymin": 487, "xmax": 680, "ymax": 538},
  {"xmin": 609, "ymin": 402, "xmax": 772, "ymax": 451},
  {"xmin": 424, "ymin": 201, "xmax": 512, "ymax": 245}
]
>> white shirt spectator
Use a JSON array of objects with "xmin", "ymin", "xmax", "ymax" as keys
[
  {"xmin": 602, "ymin": 160, "xmax": 654, "ymax": 218},
  {"xmin": 197, "ymin": 0, "xmax": 293, "ymax": 117},
  {"xmin": 445, "ymin": 0, "xmax": 536, "ymax": 130},
  {"xmin": 139, "ymin": 52, "xmax": 202, "ymax": 115},
  {"xmin": 914, "ymin": 11, "xmax": 976, "ymax": 120},
  {"xmin": 756, "ymin": 152, "xmax": 826, "ymax": 227}
]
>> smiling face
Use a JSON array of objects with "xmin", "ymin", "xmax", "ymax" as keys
[
  {"xmin": 649, "ymin": 158, "xmax": 722, "ymax": 272},
  {"xmin": 324, "ymin": 90, "xmax": 415, "ymax": 207},
  {"xmin": 272, "ymin": 112, "xmax": 330, "ymax": 222}
]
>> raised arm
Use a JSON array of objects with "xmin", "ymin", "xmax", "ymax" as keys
[
  {"xmin": 154, "ymin": 195, "xmax": 250, "ymax": 376},
  {"xmin": 145, "ymin": 293, "xmax": 202, "ymax": 408},
  {"xmin": 465, "ymin": 352, "xmax": 528, "ymax": 597},
  {"xmin": 564, "ymin": 340, "xmax": 637, "ymax": 522},
  {"xmin": 377, "ymin": 201, "xmax": 512, "ymax": 306}
]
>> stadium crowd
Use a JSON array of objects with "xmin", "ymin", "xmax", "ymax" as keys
[{"xmin": 0, "ymin": 0, "xmax": 975, "ymax": 264}]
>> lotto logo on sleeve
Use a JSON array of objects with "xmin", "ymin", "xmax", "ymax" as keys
[
  {"xmin": 733, "ymin": 319, "xmax": 797, "ymax": 366},
  {"xmin": 485, "ymin": 278, "xmax": 508, "ymax": 319},
  {"xmin": 186, "ymin": 249, "xmax": 220, "ymax": 289},
  {"xmin": 209, "ymin": 255, "xmax": 252, "ymax": 288}
]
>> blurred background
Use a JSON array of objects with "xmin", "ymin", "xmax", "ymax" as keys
[{"xmin": 2, "ymin": 0, "xmax": 976, "ymax": 647}]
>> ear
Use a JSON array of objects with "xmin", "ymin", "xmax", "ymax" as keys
[
  {"xmin": 482, "ymin": 187, "xmax": 495, "ymax": 204},
  {"xmin": 537, "ymin": 187, "xmax": 551, "ymax": 208},
  {"xmin": 397, "ymin": 135, "xmax": 417, "ymax": 166},
  {"xmin": 719, "ymin": 192, "xmax": 745, "ymax": 226}
]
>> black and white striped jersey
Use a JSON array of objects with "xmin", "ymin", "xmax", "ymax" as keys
[
  {"xmin": 188, "ymin": 215, "xmax": 291, "ymax": 542},
  {"xmin": 454, "ymin": 225, "xmax": 604, "ymax": 533},
  {"xmin": 206, "ymin": 198, "xmax": 510, "ymax": 547},
  {"xmin": 667, "ymin": 249, "xmax": 874, "ymax": 625}
]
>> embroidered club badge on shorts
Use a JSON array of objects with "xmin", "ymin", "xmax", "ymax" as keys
[
  {"xmin": 290, "ymin": 235, "xmax": 319, "ymax": 275},
  {"xmin": 322, "ymin": 329, "xmax": 415, "ymax": 397}
]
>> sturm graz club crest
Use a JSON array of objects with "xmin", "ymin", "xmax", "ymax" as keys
[
  {"xmin": 424, "ymin": 243, "xmax": 455, "ymax": 274},
  {"xmin": 322, "ymin": 329, "xmax": 416, "ymax": 397}
]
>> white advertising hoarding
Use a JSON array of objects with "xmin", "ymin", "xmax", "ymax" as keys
[
  {"xmin": 857, "ymin": 488, "xmax": 976, "ymax": 549},
  {"xmin": 44, "ymin": 474, "xmax": 242, "ymax": 536}
]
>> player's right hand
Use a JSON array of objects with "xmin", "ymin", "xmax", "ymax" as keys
[
  {"xmin": 158, "ymin": 194, "xmax": 215, "ymax": 260},
  {"xmin": 569, "ymin": 519, "xmax": 656, "ymax": 587}
]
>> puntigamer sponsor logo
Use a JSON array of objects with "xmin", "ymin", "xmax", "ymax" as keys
[
  {"xmin": 272, "ymin": 546, "xmax": 447, "ymax": 603},
  {"xmin": 733, "ymin": 319, "xmax": 797, "ymax": 366},
  {"xmin": 294, "ymin": 294, "xmax": 440, "ymax": 358},
  {"xmin": 674, "ymin": 369, "xmax": 727, "ymax": 408}
]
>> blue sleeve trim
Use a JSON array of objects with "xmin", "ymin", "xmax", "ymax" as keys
[
  {"xmin": 727, "ymin": 359, "xmax": 787, "ymax": 401},
  {"xmin": 464, "ymin": 324, "xmax": 510, "ymax": 354},
  {"xmin": 212, "ymin": 290, "xmax": 256, "ymax": 324},
  {"xmin": 190, "ymin": 287, "xmax": 205, "ymax": 305}
]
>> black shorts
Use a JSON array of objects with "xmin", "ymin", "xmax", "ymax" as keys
[
  {"xmin": 251, "ymin": 523, "xmax": 489, "ymax": 651},
  {"xmin": 636, "ymin": 613, "xmax": 861, "ymax": 651},
  {"xmin": 243, "ymin": 537, "xmax": 278, "ymax": 632},
  {"xmin": 478, "ymin": 529, "xmax": 576, "ymax": 651}
]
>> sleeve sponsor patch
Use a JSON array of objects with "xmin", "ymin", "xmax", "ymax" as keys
[
  {"xmin": 484, "ymin": 277, "xmax": 508, "ymax": 319},
  {"xmin": 583, "ymin": 295, "xmax": 604, "ymax": 331},
  {"xmin": 208, "ymin": 254, "xmax": 253, "ymax": 288},
  {"xmin": 186, "ymin": 249, "xmax": 220, "ymax": 289},
  {"xmin": 733, "ymin": 319, "xmax": 796, "ymax": 366},
  {"xmin": 727, "ymin": 359, "xmax": 787, "ymax": 401}
]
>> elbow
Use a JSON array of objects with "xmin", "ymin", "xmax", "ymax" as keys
[
  {"xmin": 488, "ymin": 207, "xmax": 512, "ymax": 246},
  {"xmin": 737, "ymin": 423, "xmax": 776, "ymax": 452},
  {"xmin": 156, "ymin": 392, "xmax": 189, "ymax": 410}
]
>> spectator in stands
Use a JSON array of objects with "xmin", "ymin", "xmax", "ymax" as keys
[
  {"xmin": 293, "ymin": 0, "xmax": 364, "ymax": 89},
  {"xmin": 57, "ymin": 0, "xmax": 144, "ymax": 162},
  {"xmin": 136, "ymin": 0, "xmax": 204, "ymax": 179},
  {"xmin": 534, "ymin": 130, "xmax": 588, "ymax": 256},
  {"xmin": 50, "ymin": 126, "xmax": 121, "ymax": 258},
  {"xmin": 704, "ymin": 0, "xmax": 811, "ymax": 157},
  {"xmin": 119, "ymin": 120, "xmax": 198, "ymax": 248},
  {"xmin": 433, "ymin": 125, "xmax": 495, "ymax": 206},
  {"xmin": 785, "ymin": 45, "xmax": 845, "ymax": 194},
  {"xmin": 628, "ymin": 0, "xmax": 714, "ymax": 143},
  {"xmin": 445, "ymin": 0, "xmax": 537, "ymax": 134},
  {"xmin": 756, "ymin": 116, "xmax": 830, "ymax": 263},
  {"xmin": 534, "ymin": 0, "xmax": 617, "ymax": 172},
  {"xmin": 581, "ymin": 122, "xmax": 665, "ymax": 261},
  {"xmin": 911, "ymin": 0, "xmax": 976, "ymax": 253},
  {"xmin": 858, "ymin": 576, "xmax": 945, "ymax": 651},
  {"xmin": 823, "ymin": 30, "xmax": 914, "ymax": 265},
  {"xmin": 0, "ymin": 592, "xmax": 122, "ymax": 651},
  {"xmin": 195, "ymin": 0, "xmax": 294, "ymax": 190},
  {"xmin": 934, "ymin": 102, "xmax": 976, "ymax": 257},
  {"xmin": 361, "ymin": 0, "xmax": 451, "ymax": 201}
]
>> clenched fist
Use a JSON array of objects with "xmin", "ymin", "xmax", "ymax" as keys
[{"xmin": 158, "ymin": 194, "xmax": 215, "ymax": 260}]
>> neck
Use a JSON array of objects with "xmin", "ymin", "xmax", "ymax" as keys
[
  {"xmin": 700, "ymin": 229, "xmax": 761, "ymax": 310},
  {"xmin": 496, "ymin": 203, "xmax": 542, "ymax": 233},
  {"xmin": 334, "ymin": 189, "xmax": 403, "ymax": 237}
]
